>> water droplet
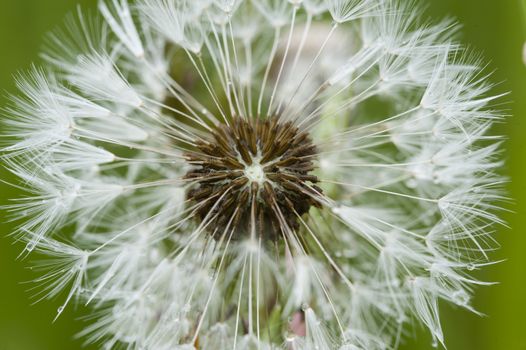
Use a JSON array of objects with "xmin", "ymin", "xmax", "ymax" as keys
[
  {"xmin": 25, "ymin": 242, "xmax": 35, "ymax": 252},
  {"xmin": 452, "ymin": 290, "xmax": 470, "ymax": 306},
  {"xmin": 332, "ymin": 207, "xmax": 342, "ymax": 215},
  {"xmin": 57, "ymin": 306, "xmax": 65, "ymax": 314},
  {"xmin": 405, "ymin": 179, "xmax": 418, "ymax": 189},
  {"xmin": 467, "ymin": 263, "xmax": 476, "ymax": 271}
]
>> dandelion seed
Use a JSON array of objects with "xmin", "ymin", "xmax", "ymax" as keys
[{"xmin": 2, "ymin": 0, "xmax": 505, "ymax": 349}]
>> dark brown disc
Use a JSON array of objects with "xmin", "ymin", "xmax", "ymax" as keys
[{"xmin": 185, "ymin": 117, "xmax": 322, "ymax": 240}]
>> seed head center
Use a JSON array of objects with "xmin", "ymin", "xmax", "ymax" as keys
[
  {"xmin": 185, "ymin": 117, "xmax": 323, "ymax": 240},
  {"xmin": 244, "ymin": 162, "xmax": 266, "ymax": 185}
]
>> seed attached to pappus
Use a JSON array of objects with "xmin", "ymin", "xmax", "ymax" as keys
[{"xmin": 185, "ymin": 117, "xmax": 323, "ymax": 240}]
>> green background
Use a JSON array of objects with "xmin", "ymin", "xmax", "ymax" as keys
[{"xmin": 0, "ymin": 1, "xmax": 524, "ymax": 349}]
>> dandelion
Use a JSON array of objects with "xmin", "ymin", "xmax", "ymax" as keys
[{"xmin": 2, "ymin": 0, "xmax": 505, "ymax": 349}]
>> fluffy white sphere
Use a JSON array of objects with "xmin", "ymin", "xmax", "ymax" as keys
[{"xmin": 2, "ymin": 0, "xmax": 505, "ymax": 349}]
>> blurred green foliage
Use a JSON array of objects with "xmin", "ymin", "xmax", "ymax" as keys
[{"xmin": 0, "ymin": 1, "xmax": 524, "ymax": 349}]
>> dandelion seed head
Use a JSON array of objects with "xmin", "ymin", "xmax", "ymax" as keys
[{"xmin": 2, "ymin": 0, "xmax": 506, "ymax": 348}]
